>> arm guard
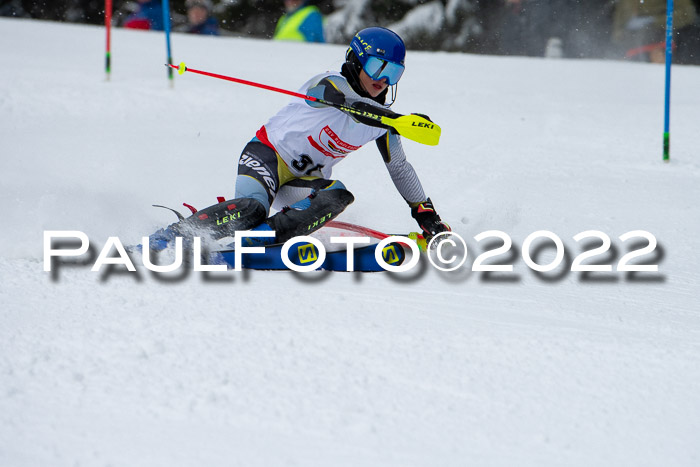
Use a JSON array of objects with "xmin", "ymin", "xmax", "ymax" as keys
[
  {"xmin": 306, "ymin": 77, "xmax": 346, "ymax": 108},
  {"xmin": 376, "ymin": 131, "xmax": 427, "ymax": 205}
]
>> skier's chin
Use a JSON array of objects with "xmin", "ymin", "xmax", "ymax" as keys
[{"xmin": 366, "ymin": 83, "xmax": 386, "ymax": 97}]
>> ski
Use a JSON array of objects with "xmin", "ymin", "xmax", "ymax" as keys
[
  {"xmin": 210, "ymin": 238, "xmax": 407, "ymax": 272},
  {"xmin": 144, "ymin": 202, "xmax": 421, "ymax": 272}
]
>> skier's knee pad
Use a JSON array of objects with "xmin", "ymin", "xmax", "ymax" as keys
[
  {"xmin": 318, "ymin": 179, "xmax": 347, "ymax": 192},
  {"xmin": 176, "ymin": 197, "xmax": 267, "ymax": 239},
  {"xmin": 267, "ymin": 187, "xmax": 354, "ymax": 242},
  {"xmin": 235, "ymin": 175, "xmax": 272, "ymax": 213}
]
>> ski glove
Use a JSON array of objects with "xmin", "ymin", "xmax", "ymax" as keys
[
  {"xmin": 350, "ymin": 101, "xmax": 401, "ymax": 129},
  {"xmin": 411, "ymin": 113, "xmax": 432, "ymax": 122},
  {"xmin": 411, "ymin": 198, "xmax": 451, "ymax": 241}
]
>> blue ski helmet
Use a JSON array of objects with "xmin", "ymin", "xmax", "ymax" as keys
[{"xmin": 347, "ymin": 27, "xmax": 406, "ymax": 86}]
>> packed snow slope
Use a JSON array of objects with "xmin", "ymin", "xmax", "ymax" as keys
[{"xmin": 2, "ymin": 18, "xmax": 700, "ymax": 467}]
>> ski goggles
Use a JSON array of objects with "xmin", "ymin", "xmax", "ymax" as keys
[{"xmin": 363, "ymin": 56, "xmax": 405, "ymax": 85}]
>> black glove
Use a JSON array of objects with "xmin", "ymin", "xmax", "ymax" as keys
[
  {"xmin": 411, "ymin": 113, "xmax": 432, "ymax": 122},
  {"xmin": 350, "ymin": 101, "xmax": 402, "ymax": 129},
  {"xmin": 410, "ymin": 198, "xmax": 451, "ymax": 241},
  {"xmin": 352, "ymin": 101, "xmax": 400, "ymax": 118}
]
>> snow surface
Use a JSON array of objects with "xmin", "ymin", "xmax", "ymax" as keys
[{"xmin": 2, "ymin": 18, "xmax": 700, "ymax": 467}]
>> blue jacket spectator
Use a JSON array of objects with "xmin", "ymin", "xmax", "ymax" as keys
[
  {"xmin": 124, "ymin": 0, "xmax": 164, "ymax": 31},
  {"xmin": 182, "ymin": 0, "xmax": 220, "ymax": 35},
  {"xmin": 273, "ymin": 0, "xmax": 324, "ymax": 43}
]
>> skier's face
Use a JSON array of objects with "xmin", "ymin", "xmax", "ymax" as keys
[
  {"xmin": 359, "ymin": 70, "xmax": 388, "ymax": 98},
  {"xmin": 187, "ymin": 5, "xmax": 208, "ymax": 25}
]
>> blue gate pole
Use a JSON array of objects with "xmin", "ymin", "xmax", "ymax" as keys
[
  {"xmin": 163, "ymin": 0, "xmax": 174, "ymax": 86},
  {"xmin": 663, "ymin": 0, "xmax": 674, "ymax": 162}
]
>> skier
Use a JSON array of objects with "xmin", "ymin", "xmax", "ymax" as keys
[
  {"xmin": 152, "ymin": 27, "xmax": 450, "ymax": 249},
  {"xmin": 273, "ymin": 0, "xmax": 325, "ymax": 43}
]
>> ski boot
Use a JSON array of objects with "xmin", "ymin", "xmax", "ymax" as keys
[
  {"xmin": 241, "ymin": 180, "xmax": 354, "ymax": 248},
  {"xmin": 146, "ymin": 197, "xmax": 267, "ymax": 251}
]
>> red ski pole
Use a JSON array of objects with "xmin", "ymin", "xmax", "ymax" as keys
[{"xmin": 167, "ymin": 63, "xmax": 310, "ymax": 100}]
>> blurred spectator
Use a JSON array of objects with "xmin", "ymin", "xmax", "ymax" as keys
[
  {"xmin": 676, "ymin": 5, "xmax": 700, "ymax": 64},
  {"xmin": 178, "ymin": 0, "xmax": 220, "ymax": 35},
  {"xmin": 565, "ymin": 0, "xmax": 616, "ymax": 59},
  {"xmin": 273, "ymin": 0, "xmax": 324, "ymax": 43},
  {"xmin": 494, "ymin": 0, "xmax": 569, "ymax": 57},
  {"xmin": 491, "ymin": 0, "xmax": 615, "ymax": 59},
  {"xmin": 612, "ymin": 0, "xmax": 697, "ymax": 62},
  {"xmin": 124, "ymin": 0, "xmax": 165, "ymax": 31}
]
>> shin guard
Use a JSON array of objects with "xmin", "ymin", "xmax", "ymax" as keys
[
  {"xmin": 266, "ymin": 186, "xmax": 354, "ymax": 243},
  {"xmin": 174, "ymin": 198, "xmax": 267, "ymax": 240}
]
